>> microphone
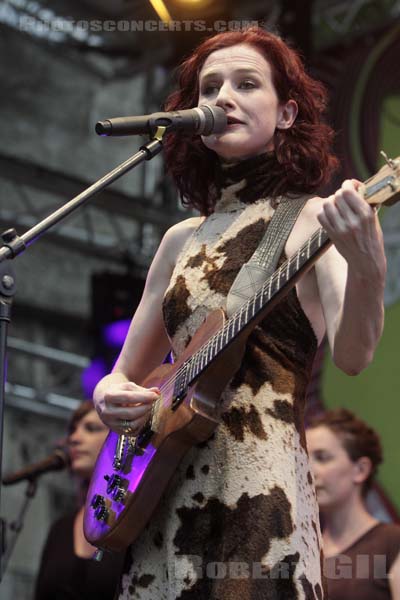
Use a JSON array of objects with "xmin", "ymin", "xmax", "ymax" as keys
[
  {"xmin": 2, "ymin": 448, "xmax": 70, "ymax": 486},
  {"xmin": 95, "ymin": 104, "xmax": 227, "ymax": 137}
]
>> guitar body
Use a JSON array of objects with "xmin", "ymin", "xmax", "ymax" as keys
[{"xmin": 84, "ymin": 309, "xmax": 248, "ymax": 551}]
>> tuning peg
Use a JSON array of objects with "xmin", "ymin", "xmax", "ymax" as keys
[{"xmin": 380, "ymin": 151, "xmax": 399, "ymax": 170}]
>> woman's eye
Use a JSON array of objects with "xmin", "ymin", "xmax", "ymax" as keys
[
  {"xmin": 316, "ymin": 451, "xmax": 331, "ymax": 462},
  {"xmin": 239, "ymin": 80, "xmax": 256, "ymax": 89},
  {"xmin": 201, "ymin": 84, "xmax": 219, "ymax": 95},
  {"xmin": 86, "ymin": 424, "xmax": 105, "ymax": 433}
]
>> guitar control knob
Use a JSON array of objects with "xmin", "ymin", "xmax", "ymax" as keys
[
  {"xmin": 91, "ymin": 494, "xmax": 105, "ymax": 509},
  {"xmin": 106, "ymin": 474, "xmax": 122, "ymax": 495},
  {"xmin": 94, "ymin": 504, "xmax": 109, "ymax": 522},
  {"xmin": 111, "ymin": 486, "xmax": 127, "ymax": 503}
]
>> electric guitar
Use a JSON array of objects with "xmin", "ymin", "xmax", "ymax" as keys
[{"xmin": 84, "ymin": 154, "xmax": 400, "ymax": 553}]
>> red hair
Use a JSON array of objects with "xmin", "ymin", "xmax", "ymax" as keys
[{"xmin": 163, "ymin": 27, "xmax": 338, "ymax": 215}]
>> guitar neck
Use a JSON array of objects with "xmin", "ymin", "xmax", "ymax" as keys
[{"xmin": 174, "ymin": 227, "xmax": 331, "ymax": 393}]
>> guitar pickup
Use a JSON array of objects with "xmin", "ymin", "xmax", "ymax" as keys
[{"xmin": 171, "ymin": 392, "xmax": 185, "ymax": 411}]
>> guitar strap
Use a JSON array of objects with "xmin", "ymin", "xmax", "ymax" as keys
[{"xmin": 226, "ymin": 194, "xmax": 310, "ymax": 317}]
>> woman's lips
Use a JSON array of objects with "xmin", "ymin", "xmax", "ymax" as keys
[
  {"xmin": 226, "ymin": 116, "xmax": 244, "ymax": 125},
  {"xmin": 70, "ymin": 451, "xmax": 88, "ymax": 460},
  {"xmin": 226, "ymin": 121, "xmax": 244, "ymax": 129}
]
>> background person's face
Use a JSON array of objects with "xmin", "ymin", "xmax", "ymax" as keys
[
  {"xmin": 306, "ymin": 426, "xmax": 363, "ymax": 512},
  {"xmin": 198, "ymin": 44, "xmax": 283, "ymax": 160},
  {"xmin": 68, "ymin": 409, "xmax": 108, "ymax": 479}
]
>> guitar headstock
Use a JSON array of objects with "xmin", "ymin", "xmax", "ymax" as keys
[{"xmin": 360, "ymin": 153, "xmax": 400, "ymax": 207}]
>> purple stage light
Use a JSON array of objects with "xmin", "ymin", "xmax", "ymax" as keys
[
  {"xmin": 81, "ymin": 357, "xmax": 107, "ymax": 398},
  {"xmin": 102, "ymin": 319, "xmax": 130, "ymax": 348}
]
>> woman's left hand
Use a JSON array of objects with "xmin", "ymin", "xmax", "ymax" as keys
[{"xmin": 317, "ymin": 179, "xmax": 385, "ymax": 277}]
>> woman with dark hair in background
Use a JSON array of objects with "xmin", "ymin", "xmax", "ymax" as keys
[
  {"xmin": 307, "ymin": 408, "xmax": 400, "ymax": 599},
  {"xmin": 93, "ymin": 27, "xmax": 386, "ymax": 599},
  {"xmin": 34, "ymin": 401, "xmax": 124, "ymax": 600}
]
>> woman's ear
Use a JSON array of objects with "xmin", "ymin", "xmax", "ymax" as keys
[
  {"xmin": 353, "ymin": 456, "xmax": 373, "ymax": 485},
  {"xmin": 277, "ymin": 99, "xmax": 298, "ymax": 130}
]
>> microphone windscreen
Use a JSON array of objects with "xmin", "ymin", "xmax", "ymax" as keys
[
  {"xmin": 2, "ymin": 448, "xmax": 71, "ymax": 485},
  {"xmin": 211, "ymin": 106, "xmax": 228, "ymax": 134},
  {"xmin": 199, "ymin": 105, "xmax": 227, "ymax": 135}
]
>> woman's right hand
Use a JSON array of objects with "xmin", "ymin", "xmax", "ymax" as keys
[{"xmin": 96, "ymin": 381, "xmax": 160, "ymax": 436}]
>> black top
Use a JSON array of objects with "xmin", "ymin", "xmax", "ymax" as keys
[
  {"xmin": 34, "ymin": 513, "xmax": 125, "ymax": 600},
  {"xmin": 324, "ymin": 522, "xmax": 400, "ymax": 600}
]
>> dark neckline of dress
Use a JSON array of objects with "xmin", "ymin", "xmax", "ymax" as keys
[
  {"xmin": 213, "ymin": 152, "xmax": 281, "ymax": 212},
  {"xmin": 327, "ymin": 522, "xmax": 383, "ymax": 557}
]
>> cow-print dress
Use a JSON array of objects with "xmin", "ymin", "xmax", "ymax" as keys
[{"xmin": 118, "ymin": 154, "xmax": 324, "ymax": 600}]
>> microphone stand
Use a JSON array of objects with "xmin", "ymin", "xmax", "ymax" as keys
[
  {"xmin": 1, "ymin": 479, "xmax": 38, "ymax": 577},
  {"xmin": 0, "ymin": 261, "xmax": 15, "ymax": 579},
  {"xmin": 0, "ymin": 128, "xmax": 166, "ymax": 580}
]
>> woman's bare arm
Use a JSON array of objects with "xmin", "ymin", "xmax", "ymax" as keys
[
  {"xmin": 315, "ymin": 180, "xmax": 386, "ymax": 374},
  {"xmin": 288, "ymin": 180, "xmax": 386, "ymax": 375},
  {"xmin": 93, "ymin": 217, "xmax": 203, "ymax": 432}
]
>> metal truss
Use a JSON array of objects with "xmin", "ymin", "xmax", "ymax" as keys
[
  {"xmin": 0, "ymin": 152, "xmax": 180, "ymax": 270},
  {"xmin": 0, "ymin": 46, "xmax": 184, "ymax": 416},
  {"xmin": 6, "ymin": 336, "xmax": 90, "ymax": 419}
]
